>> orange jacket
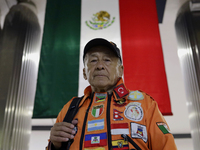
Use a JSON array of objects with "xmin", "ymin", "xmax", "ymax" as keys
[{"xmin": 47, "ymin": 78, "xmax": 177, "ymax": 150}]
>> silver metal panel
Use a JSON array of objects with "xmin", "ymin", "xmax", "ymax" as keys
[
  {"xmin": 175, "ymin": 1, "xmax": 200, "ymax": 150},
  {"xmin": 0, "ymin": 2, "xmax": 41, "ymax": 150}
]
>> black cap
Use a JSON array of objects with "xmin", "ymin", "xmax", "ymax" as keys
[{"xmin": 83, "ymin": 38, "xmax": 122, "ymax": 63}]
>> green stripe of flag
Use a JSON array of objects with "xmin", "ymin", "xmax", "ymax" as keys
[
  {"xmin": 158, "ymin": 124, "xmax": 170, "ymax": 134},
  {"xmin": 33, "ymin": 0, "xmax": 81, "ymax": 118}
]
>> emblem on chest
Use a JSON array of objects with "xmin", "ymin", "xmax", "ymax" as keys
[
  {"xmin": 91, "ymin": 105, "xmax": 104, "ymax": 117},
  {"xmin": 124, "ymin": 102, "xmax": 143, "ymax": 121}
]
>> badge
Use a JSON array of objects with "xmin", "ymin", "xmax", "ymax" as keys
[
  {"xmin": 95, "ymin": 93, "xmax": 106, "ymax": 103},
  {"xmin": 84, "ymin": 133, "xmax": 107, "ymax": 147},
  {"xmin": 112, "ymin": 139, "xmax": 129, "ymax": 149},
  {"xmin": 111, "ymin": 123, "xmax": 129, "ymax": 135},
  {"xmin": 114, "ymin": 84, "xmax": 129, "ymax": 99},
  {"xmin": 87, "ymin": 119, "xmax": 104, "ymax": 132},
  {"xmin": 130, "ymin": 122, "xmax": 147, "ymax": 143},
  {"xmin": 84, "ymin": 148, "xmax": 105, "ymax": 150},
  {"xmin": 128, "ymin": 91, "xmax": 144, "ymax": 100},
  {"xmin": 114, "ymin": 98, "xmax": 127, "ymax": 107},
  {"xmin": 113, "ymin": 109, "xmax": 123, "ymax": 121},
  {"xmin": 124, "ymin": 102, "xmax": 143, "ymax": 121},
  {"xmin": 91, "ymin": 105, "xmax": 103, "ymax": 117},
  {"xmin": 157, "ymin": 122, "xmax": 171, "ymax": 134}
]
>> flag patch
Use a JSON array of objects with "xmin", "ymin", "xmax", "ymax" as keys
[
  {"xmin": 95, "ymin": 93, "xmax": 106, "ymax": 103},
  {"xmin": 92, "ymin": 105, "xmax": 103, "ymax": 117},
  {"xmin": 130, "ymin": 122, "xmax": 147, "ymax": 143},
  {"xmin": 112, "ymin": 139, "xmax": 129, "ymax": 149},
  {"xmin": 114, "ymin": 84, "xmax": 129, "ymax": 99},
  {"xmin": 84, "ymin": 148, "xmax": 105, "ymax": 150},
  {"xmin": 87, "ymin": 119, "xmax": 104, "ymax": 132},
  {"xmin": 128, "ymin": 91, "xmax": 144, "ymax": 100},
  {"xmin": 84, "ymin": 133, "xmax": 107, "ymax": 147},
  {"xmin": 157, "ymin": 122, "xmax": 171, "ymax": 134},
  {"xmin": 111, "ymin": 123, "xmax": 129, "ymax": 135},
  {"xmin": 113, "ymin": 109, "xmax": 123, "ymax": 121},
  {"xmin": 124, "ymin": 102, "xmax": 143, "ymax": 122}
]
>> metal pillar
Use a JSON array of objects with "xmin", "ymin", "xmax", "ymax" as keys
[
  {"xmin": 175, "ymin": 1, "xmax": 200, "ymax": 150},
  {"xmin": 0, "ymin": 2, "xmax": 41, "ymax": 150}
]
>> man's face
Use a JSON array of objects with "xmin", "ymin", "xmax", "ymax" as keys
[{"xmin": 83, "ymin": 46, "xmax": 123, "ymax": 92}]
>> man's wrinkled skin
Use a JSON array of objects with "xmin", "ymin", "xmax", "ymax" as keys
[{"xmin": 83, "ymin": 46, "xmax": 123, "ymax": 94}]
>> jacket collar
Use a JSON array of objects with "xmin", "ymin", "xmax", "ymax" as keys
[{"xmin": 83, "ymin": 77, "xmax": 129, "ymax": 100}]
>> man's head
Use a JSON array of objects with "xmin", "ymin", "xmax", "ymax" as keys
[
  {"xmin": 83, "ymin": 38, "xmax": 122, "ymax": 64},
  {"xmin": 83, "ymin": 38, "xmax": 123, "ymax": 93}
]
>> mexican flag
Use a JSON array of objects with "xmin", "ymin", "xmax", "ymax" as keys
[{"xmin": 33, "ymin": 0, "xmax": 172, "ymax": 118}]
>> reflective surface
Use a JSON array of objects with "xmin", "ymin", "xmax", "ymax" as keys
[
  {"xmin": 175, "ymin": 1, "xmax": 200, "ymax": 150},
  {"xmin": 0, "ymin": 2, "xmax": 41, "ymax": 150}
]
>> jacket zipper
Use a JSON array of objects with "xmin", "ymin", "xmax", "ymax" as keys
[
  {"xmin": 107, "ymin": 93, "xmax": 112, "ymax": 149},
  {"xmin": 79, "ymin": 93, "xmax": 94, "ymax": 150},
  {"xmin": 121, "ymin": 134, "xmax": 142, "ymax": 150}
]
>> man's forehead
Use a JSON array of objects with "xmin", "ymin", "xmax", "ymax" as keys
[{"xmin": 89, "ymin": 51, "xmax": 112, "ymax": 57}]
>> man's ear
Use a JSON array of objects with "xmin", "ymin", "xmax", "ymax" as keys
[
  {"xmin": 83, "ymin": 68, "xmax": 87, "ymax": 80},
  {"xmin": 119, "ymin": 65, "xmax": 124, "ymax": 77}
]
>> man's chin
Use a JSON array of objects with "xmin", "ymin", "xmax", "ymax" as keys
[{"xmin": 92, "ymin": 83, "xmax": 114, "ymax": 92}]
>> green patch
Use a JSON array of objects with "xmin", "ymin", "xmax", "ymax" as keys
[{"xmin": 157, "ymin": 122, "xmax": 170, "ymax": 134}]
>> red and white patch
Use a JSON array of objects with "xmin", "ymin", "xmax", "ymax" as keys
[
  {"xmin": 114, "ymin": 84, "xmax": 129, "ymax": 98},
  {"xmin": 113, "ymin": 109, "xmax": 123, "ymax": 121}
]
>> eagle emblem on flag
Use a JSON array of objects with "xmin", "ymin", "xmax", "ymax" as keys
[{"xmin": 86, "ymin": 11, "xmax": 115, "ymax": 30}]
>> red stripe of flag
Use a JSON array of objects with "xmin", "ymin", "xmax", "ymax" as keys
[
  {"xmin": 111, "ymin": 123, "xmax": 128, "ymax": 129},
  {"xmin": 84, "ymin": 139, "xmax": 107, "ymax": 147},
  {"xmin": 113, "ymin": 146, "xmax": 129, "ymax": 150},
  {"xmin": 119, "ymin": 0, "xmax": 172, "ymax": 115}
]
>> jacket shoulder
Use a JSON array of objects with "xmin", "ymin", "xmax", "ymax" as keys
[{"xmin": 56, "ymin": 97, "xmax": 77, "ymax": 123}]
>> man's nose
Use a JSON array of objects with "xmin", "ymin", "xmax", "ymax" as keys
[{"xmin": 96, "ymin": 60, "xmax": 105, "ymax": 70}]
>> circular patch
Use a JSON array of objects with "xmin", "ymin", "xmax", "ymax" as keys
[{"xmin": 124, "ymin": 102, "xmax": 143, "ymax": 121}]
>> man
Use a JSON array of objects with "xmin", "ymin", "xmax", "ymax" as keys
[{"xmin": 47, "ymin": 38, "xmax": 177, "ymax": 150}]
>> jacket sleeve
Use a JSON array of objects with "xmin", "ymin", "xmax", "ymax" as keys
[
  {"xmin": 46, "ymin": 98, "xmax": 74, "ymax": 150},
  {"xmin": 145, "ymin": 95, "xmax": 177, "ymax": 150}
]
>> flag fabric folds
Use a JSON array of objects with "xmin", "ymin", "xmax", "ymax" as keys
[{"xmin": 33, "ymin": 0, "xmax": 172, "ymax": 118}]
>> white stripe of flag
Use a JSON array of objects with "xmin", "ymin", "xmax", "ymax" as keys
[
  {"xmin": 78, "ymin": 0, "xmax": 122, "ymax": 96},
  {"xmin": 88, "ymin": 119, "xmax": 104, "ymax": 132},
  {"xmin": 111, "ymin": 123, "xmax": 129, "ymax": 135}
]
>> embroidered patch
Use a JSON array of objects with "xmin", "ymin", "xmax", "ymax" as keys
[
  {"xmin": 124, "ymin": 102, "xmax": 143, "ymax": 121},
  {"xmin": 91, "ymin": 105, "xmax": 103, "ymax": 117},
  {"xmin": 84, "ymin": 148, "xmax": 105, "ymax": 150},
  {"xmin": 112, "ymin": 139, "xmax": 129, "ymax": 149},
  {"xmin": 84, "ymin": 133, "xmax": 107, "ymax": 147},
  {"xmin": 95, "ymin": 93, "xmax": 106, "ymax": 103},
  {"xmin": 87, "ymin": 119, "xmax": 104, "ymax": 132},
  {"xmin": 157, "ymin": 122, "xmax": 171, "ymax": 134},
  {"xmin": 111, "ymin": 123, "xmax": 129, "ymax": 135},
  {"xmin": 113, "ymin": 109, "xmax": 123, "ymax": 121},
  {"xmin": 130, "ymin": 122, "xmax": 148, "ymax": 143},
  {"xmin": 114, "ymin": 98, "xmax": 127, "ymax": 107},
  {"xmin": 114, "ymin": 84, "xmax": 129, "ymax": 99},
  {"xmin": 128, "ymin": 91, "xmax": 144, "ymax": 100}
]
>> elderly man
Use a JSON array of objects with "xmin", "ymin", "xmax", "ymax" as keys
[{"xmin": 47, "ymin": 38, "xmax": 177, "ymax": 150}]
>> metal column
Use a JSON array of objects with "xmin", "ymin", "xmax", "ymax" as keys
[
  {"xmin": 175, "ymin": 1, "xmax": 200, "ymax": 149},
  {"xmin": 0, "ymin": 2, "xmax": 41, "ymax": 150}
]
